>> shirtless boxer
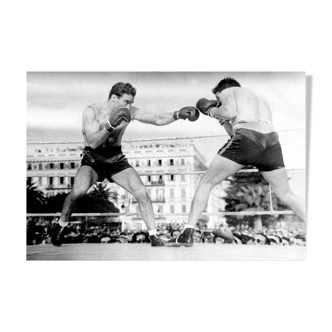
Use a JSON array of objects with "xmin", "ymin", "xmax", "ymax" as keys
[
  {"xmin": 165, "ymin": 77, "xmax": 305, "ymax": 247},
  {"xmin": 51, "ymin": 82, "xmax": 199, "ymax": 247}
]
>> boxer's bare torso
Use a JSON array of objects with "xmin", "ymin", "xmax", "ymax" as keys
[
  {"xmin": 82, "ymin": 103, "xmax": 137, "ymax": 148},
  {"xmin": 216, "ymin": 87, "xmax": 273, "ymax": 126}
]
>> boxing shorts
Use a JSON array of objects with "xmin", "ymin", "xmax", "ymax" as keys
[
  {"xmin": 217, "ymin": 121, "xmax": 285, "ymax": 172},
  {"xmin": 80, "ymin": 146, "xmax": 133, "ymax": 182}
]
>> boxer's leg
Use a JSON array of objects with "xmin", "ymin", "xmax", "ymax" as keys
[
  {"xmin": 51, "ymin": 166, "xmax": 98, "ymax": 246},
  {"xmin": 111, "ymin": 167, "xmax": 164, "ymax": 246},
  {"xmin": 188, "ymin": 154, "xmax": 243, "ymax": 226},
  {"xmin": 261, "ymin": 168, "xmax": 306, "ymax": 221},
  {"xmin": 165, "ymin": 154, "xmax": 242, "ymax": 247},
  {"xmin": 60, "ymin": 166, "xmax": 99, "ymax": 222}
]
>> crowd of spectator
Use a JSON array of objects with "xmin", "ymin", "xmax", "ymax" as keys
[
  {"xmin": 25, "ymin": 218, "xmax": 306, "ymax": 246},
  {"xmin": 26, "ymin": 217, "xmax": 306, "ymax": 246}
]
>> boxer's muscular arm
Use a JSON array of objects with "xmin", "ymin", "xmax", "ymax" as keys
[
  {"xmin": 132, "ymin": 107, "xmax": 176, "ymax": 126},
  {"xmin": 82, "ymin": 107, "xmax": 109, "ymax": 149},
  {"xmin": 210, "ymin": 93, "xmax": 237, "ymax": 120},
  {"xmin": 222, "ymin": 121, "xmax": 233, "ymax": 137}
]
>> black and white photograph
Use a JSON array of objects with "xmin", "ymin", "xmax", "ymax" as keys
[{"xmin": 26, "ymin": 72, "xmax": 306, "ymax": 261}]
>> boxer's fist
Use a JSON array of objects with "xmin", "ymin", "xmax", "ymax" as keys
[
  {"xmin": 173, "ymin": 107, "xmax": 200, "ymax": 122},
  {"xmin": 105, "ymin": 107, "xmax": 131, "ymax": 133},
  {"xmin": 196, "ymin": 98, "xmax": 219, "ymax": 117}
]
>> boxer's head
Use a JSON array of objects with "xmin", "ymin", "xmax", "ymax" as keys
[
  {"xmin": 212, "ymin": 77, "xmax": 241, "ymax": 94},
  {"xmin": 108, "ymin": 82, "xmax": 136, "ymax": 109}
]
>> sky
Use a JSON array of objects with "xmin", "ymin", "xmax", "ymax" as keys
[{"xmin": 26, "ymin": 71, "xmax": 306, "ymax": 169}]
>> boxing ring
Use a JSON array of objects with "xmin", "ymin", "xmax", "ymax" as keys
[
  {"xmin": 26, "ymin": 243, "xmax": 305, "ymax": 261},
  {"xmin": 26, "ymin": 130, "xmax": 306, "ymax": 261}
]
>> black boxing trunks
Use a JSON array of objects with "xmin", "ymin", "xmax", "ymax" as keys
[
  {"xmin": 217, "ymin": 121, "xmax": 285, "ymax": 172},
  {"xmin": 80, "ymin": 146, "xmax": 133, "ymax": 182}
]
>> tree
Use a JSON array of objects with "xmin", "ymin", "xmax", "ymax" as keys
[
  {"xmin": 223, "ymin": 167, "xmax": 289, "ymax": 231},
  {"xmin": 26, "ymin": 178, "xmax": 46, "ymax": 213},
  {"xmin": 75, "ymin": 182, "xmax": 119, "ymax": 214},
  {"xmin": 89, "ymin": 183, "xmax": 118, "ymax": 203},
  {"xmin": 43, "ymin": 193, "xmax": 68, "ymax": 213}
]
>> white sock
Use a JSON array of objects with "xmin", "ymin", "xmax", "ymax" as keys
[
  {"xmin": 59, "ymin": 219, "xmax": 69, "ymax": 227},
  {"xmin": 148, "ymin": 229, "xmax": 157, "ymax": 236}
]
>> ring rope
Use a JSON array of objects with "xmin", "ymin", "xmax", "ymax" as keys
[
  {"xmin": 26, "ymin": 210, "xmax": 295, "ymax": 218},
  {"xmin": 26, "ymin": 128, "xmax": 305, "ymax": 145},
  {"xmin": 25, "ymin": 167, "xmax": 304, "ymax": 174}
]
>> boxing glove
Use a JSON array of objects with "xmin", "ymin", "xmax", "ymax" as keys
[
  {"xmin": 173, "ymin": 106, "xmax": 200, "ymax": 122},
  {"xmin": 196, "ymin": 98, "xmax": 219, "ymax": 117},
  {"xmin": 104, "ymin": 107, "xmax": 131, "ymax": 133}
]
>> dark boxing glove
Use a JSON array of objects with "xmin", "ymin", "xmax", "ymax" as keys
[
  {"xmin": 104, "ymin": 107, "xmax": 131, "ymax": 133},
  {"xmin": 196, "ymin": 98, "xmax": 219, "ymax": 118},
  {"xmin": 173, "ymin": 106, "xmax": 200, "ymax": 122}
]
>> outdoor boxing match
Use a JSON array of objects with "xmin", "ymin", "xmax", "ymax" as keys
[{"xmin": 26, "ymin": 72, "xmax": 306, "ymax": 260}]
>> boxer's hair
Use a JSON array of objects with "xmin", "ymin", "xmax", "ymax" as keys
[
  {"xmin": 108, "ymin": 82, "xmax": 136, "ymax": 100},
  {"xmin": 212, "ymin": 77, "xmax": 241, "ymax": 94}
]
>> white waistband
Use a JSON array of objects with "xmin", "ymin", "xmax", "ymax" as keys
[{"xmin": 233, "ymin": 121, "xmax": 275, "ymax": 134}]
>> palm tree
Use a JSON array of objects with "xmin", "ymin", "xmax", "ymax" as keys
[
  {"xmin": 224, "ymin": 167, "xmax": 288, "ymax": 231},
  {"xmin": 26, "ymin": 178, "xmax": 46, "ymax": 212},
  {"xmin": 75, "ymin": 182, "xmax": 119, "ymax": 214},
  {"xmin": 90, "ymin": 182, "xmax": 118, "ymax": 204}
]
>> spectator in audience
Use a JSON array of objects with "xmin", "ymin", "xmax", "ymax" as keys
[
  {"xmin": 118, "ymin": 233, "xmax": 130, "ymax": 243},
  {"xmin": 27, "ymin": 217, "xmax": 306, "ymax": 246},
  {"xmin": 202, "ymin": 232, "xmax": 214, "ymax": 243},
  {"xmin": 240, "ymin": 233, "xmax": 254, "ymax": 244},
  {"xmin": 109, "ymin": 228, "xmax": 120, "ymax": 243},
  {"xmin": 132, "ymin": 231, "xmax": 149, "ymax": 243},
  {"xmin": 193, "ymin": 230, "xmax": 202, "ymax": 243},
  {"xmin": 253, "ymin": 233, "xmax": 271, "ymax": 245},
  {"xmin": 171, "ymin": 229, "xmax": 181, "ymax": 239},
  {"xmin": 268, "ymin": 235, "xmax": 282, "ymax": 245}
]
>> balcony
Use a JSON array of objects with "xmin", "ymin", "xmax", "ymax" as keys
[
  {"xmin": 132, "ymin": 197, "xmax": 165, "ymax": 203},
  {"xmin": 146, "ymin": 180, "xmax": 165, "ymax": 186}
]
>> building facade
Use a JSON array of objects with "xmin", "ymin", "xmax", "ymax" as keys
[{"xmin": 26, "ymin": 140, "xmax": 225, "ymax": 229}]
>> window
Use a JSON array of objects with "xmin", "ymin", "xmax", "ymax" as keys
[
  {"xmin": 147, "ymin": 160, "xmax": 151, "ymax": 166},
  {"xmin": 27, "ymin": 163, "xmax": 32, "ymax": 170},
  {"xmin": 158, "ymin": 159, "xmax": 162, "ymax": 166},
  {"xmin": 38, "ymin": 164, "xmax": 43, "ymax": 170},
  {"xmin": 169, "ymin": 159, "xmax": 174, "ymax": 166},
  {"xmin": 49, "ymin": 177, "xmax": 53, "ymax": 186},
  {"xmin": 182, "ymin": 205, "xmax": 186, "ymax": 213},
  {"xmin": 181, "ymin": 159, "xmax": 185, "ymax": 165},
  {"xmin": 59, "ymin": 177, "xmax": 64, "ymax": 185},
  {"xmin": 38, "ymin": 177, "xmax": 43, "ymax": 186},
  {"xmin": 169, "ymin": 175, "xmax": 175, "ymax": 181},
  {"xmin": 70, "ymin": 162, "xmax": 75, "ymax": 169},
  {"xmin": 182, "ymin": 189, "xmax": 186, "ymax": 198},
  {"xmin": 181, "ymin": 175, "xmax": 186, "ymax": 182},
  {"xmin": 49, "ymin": 163, "xmax": 54, "ymax": 169},
  {"xmin": 135, "ymin": 160, "xmax": 140, "ymax": 167},
  {"xmin": 170, "ymin": 188, "xmax": 174, "ymax": 198},
  {"xmin": 60, "ymin": 163, "xmax": 64, "ymax": 169},
  {"xmin": 158, "ymin": 205, "xmax": 163, "ymax": 213},
  {"xmin": 157, "ymin": 189, "xmax": 164, "ymax": 201},
  {"xmin": 147, "ymin": 175, "xmax": 151, "ymax": 182},
  {"xmin": 70, "ymin": 177, "xmax": 75, "ymax": 186},
  {"xmin": 170, "ymin": 205, "xmax": 174, "ymax": 213}
]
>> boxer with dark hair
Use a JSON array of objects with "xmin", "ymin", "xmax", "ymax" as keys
[
  {"xmin": 52, "ymin": 82, "xmax": 199, "ymax": 247},
  {"xmin": 165, "ymin": 77, "xmax": 305, "ymax": 247}
]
